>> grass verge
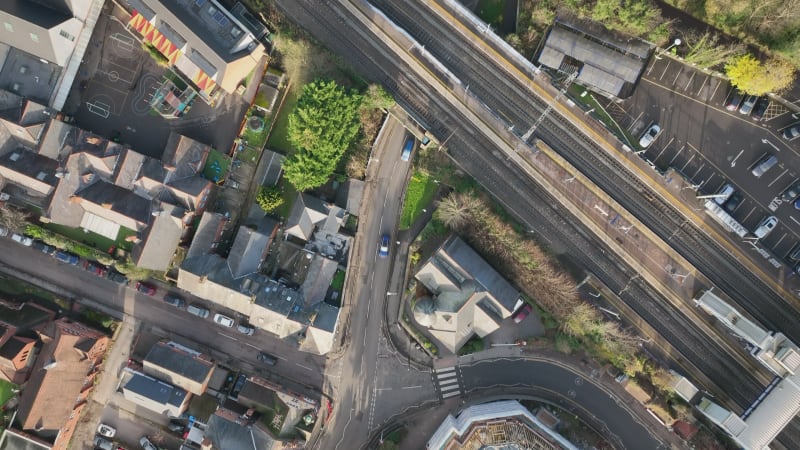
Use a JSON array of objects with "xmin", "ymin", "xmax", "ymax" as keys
[
  {"xmin": 266, "ymin": 88, "xmax": 298, "ymax": 154},
  {"xmin": 476, "ymin": 0, "xmax": 505, "ymax": 26},
  {"xmin": 399, "ymin": 171, "xmax": 438, "ymax": 229}
]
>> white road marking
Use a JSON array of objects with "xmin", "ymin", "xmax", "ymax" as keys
[
  {"xmin": 218, "ymin": 333, "xmax": 237, "ymax": 341},
  {"xmin": 791, "ymin": 216, "xmax": 800, "ymax": 227},
  {"xmin": 295, "ymin": 363, "xmax": 312, "ymax": 371},
  {"xmin": 244, "ymin": 342, "xmax": 259, "ymax": 349},
  {"xmin": 402, "ymin": 385, "xmax": 422, "ymax": 389},
  {"xmin": 768, "ymin": 169, "xmax": 789, "ymax": 188}
]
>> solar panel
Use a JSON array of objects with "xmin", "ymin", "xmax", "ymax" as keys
[{"xmin": 213, "ymin": 11, "xmax": 228, "ymax": 26}]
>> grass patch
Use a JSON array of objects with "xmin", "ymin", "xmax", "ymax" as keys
[
  {"xmin": 567, "ymin": 84, "xmax": 635, "ymax": 148},
  {"xmin": 0, "ymin": 274, "xmax": 59, "ymax": 304},
  {"xmin": 202, "ymin": 148, "xmax": 232, "ymax": 183},
  {"xmin": 399, "ymin": 171, "xmax": 438, "ymax": 230},
  {"xmin": 187, "ymin": 394, "xmax": 220, "ymax": 421},
  {"xmin": 78, "ymin": 309, "xmax": 116, "ymax": 333},
  {"xmin": 240, "ymin": 146, "xmax": 261, "ymax": 164},
  {"xmin": 330, "ymin": 269, "xmax": 345, "ymax": 291},
  {"xmin": 241, "ymin": 113, "xmax": 271, "ymax": 150},
  {"xmin": 476, "ymin": 0, "xmax": 505, "ymax": 26},
  {"xmin": 266, "ymin": 88, "xmax": 298, "ymax": 154},
  {"xmin": 273, "ymin": 179, "xmax": 297, "ymax": 220},
  {"xmin": 0, "ymin": 380, "xmax": 15, "ymax": 407},
  {"xmin": 255, "ymin": 391, "xmax": 290, "ymax": 436}
]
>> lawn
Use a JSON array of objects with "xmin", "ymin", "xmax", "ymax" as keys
[
  {"xmin": 187, "ymin": 394, "xmax": 220, "ymax": 421},
  {"xmin": 476, "ymin": 0, "xmax": 505, "ymax": 26},
  {"xmin": 202, "ymin": 148, "xmax": 232, "ymax": 183},
  {"xmin": 400, "ymin": 171, "xmax": 439, "ymax": 229},
  {"xmin": 567, "ymin": 84, "xmax": 635, "ymax": 148},
  {"xmin": 41, "ymin": 222, "xmax": 135, "ymax": 253},
  {"xmin": 241, "ymin": 113, "xmax": 271, "ymax": 150},
  {"xmin": 0, "ymin": 274, "xmax": 59, "ymax": 304},
  {"xmin": 266, "ymin": 87, "xmax": 298, "ymax": 154},
  {"xmin": 240, "ymin": 145, "xmax": 261, "ymax": 164},
  {"xmin": 0, "ymin": 380, "xmax": 15, "ymax": 407},
  {"xmin": 330, "ymin": 269, "xmax": 346, "ymax": 291},
  {"xmin": 273, "ymin": 179, "xmax": 297, "ymax": 220}
]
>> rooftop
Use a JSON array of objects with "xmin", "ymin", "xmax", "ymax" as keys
[
  {"xmin": 144, "ymin": 341, "xmax": 214, "ymax": 384},
  {"xmin": 227, "ymin": 225, "xmax": 271, "ymax": 279},
  {"xmin": 123, "ymin": 371, "xmax": 189, "ymax": 408},
  {"xmin": 206, "ymin": 407, "xmax": 275, "ymax": 450}
]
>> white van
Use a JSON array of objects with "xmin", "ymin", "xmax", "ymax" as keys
[
  {"xmin": 754, "ymin": 216, "xmax": 778, "ymax": 239},
  {"xmin": 187, "ymin": 304, "xmax": 210, "ymax": 319}
]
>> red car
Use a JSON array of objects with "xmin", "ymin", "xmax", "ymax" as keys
[
  {"xmin": 82, "ymin": 261, "xmax": 108, "ymax": 277},
  {"xmin": 134, "ymin": 281, "xmax": 156, "ymax": 296},
  {"xmin": 513, "ymin": 304, "xmax": 532, "ymax": 324}
]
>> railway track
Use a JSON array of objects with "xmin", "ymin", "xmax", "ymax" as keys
[{"xmin": 277, "ymin": 0, "xmax": 799, "ymax": 446}]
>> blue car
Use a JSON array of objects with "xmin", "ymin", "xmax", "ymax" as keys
[
  {"xmin": 54, "ymin": 251, "xmax": 79, "ymax": 265},
  {"xmin": 378, "ymin": 234, "xmax": 390, "ymax": 257},
  {"xmin": 401, "ymin": 137, "xmax": 415, "ymax": 162}
]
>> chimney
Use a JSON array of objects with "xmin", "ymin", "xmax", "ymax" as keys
[{"xmin": 200, "ymin": 437, "xmax": 213, "ymax": 450}]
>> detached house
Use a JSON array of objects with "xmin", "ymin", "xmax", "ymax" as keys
[{"xmin": 413, "ymin": 236, "xmax": 523, "ymax": 353}]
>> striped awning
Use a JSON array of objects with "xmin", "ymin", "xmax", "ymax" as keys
[
  {"xmin": 191, "ymin": 70, "xmax": 217, "ymax": 97},
  {"xmin": 129, "ymin": 11, "xmax": 181, "ymax": 65}
]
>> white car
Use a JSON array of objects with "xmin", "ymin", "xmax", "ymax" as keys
[
  {"xmin": 754, "ymin": 216, "xmax": 778, "ymax": 239},
  {"xmin": 236, "ymin": 324, "xmax": 254, "ymax": 335},
  {"xmin": 10, "ymin": 233, "xmax": 32, "ymax": 246},
  {"xmin": 213, "ymin": 313, "xmax": 234, "ymax": 328},
  {"xmin": 638, "ymin": 123, "xmax": 661, "ymax": 149},
  {"xmin": 97, "ymin": 423, "xmax": 116, "ymax": 438}
]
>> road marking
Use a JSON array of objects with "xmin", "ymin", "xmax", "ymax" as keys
[
  {"xmin": 667, "ymin": 144, "xmax": 685, "ymax": 166},
  {"xmin": 86, "ymin": 101, "xmax": 110, "ymax": 118},
  {"xmin": 768, "ymin": 169, "xmax": 788, "ymax": 188},
  {"xmin": 218, "ymin": 333, "xmax": 237, "ymax": 341},
  {"xmin": 442, "ymin": 390, "xmax": 460, "ymax": 399},
  {"xmin": 680, "ymin": 153, "xmax": 695, "ymax": 172},
  {"xmin": 696, "ymin": 74, "xmax": 709, "ymax": 97},
  {"xmin": 402, "ymin": 385, "xmax": 422, "ymax": 389},
  {"xmin": 244, "ymin": 342, "xmax": 259, "ymax": 349},
  {"xmin": 295, "ymin": 363, "xmax": 312, "ymax": 371},
  {"xmin": 741, "ymin": 206, "xmax": 756, "ymax": 223},
  {"xmin": 791, "ymin": 216, "xmax": 800, "ymax": 227},
  {"xmin": 276, "ymin": 354, "xmax": 288, "ymax": 360},
  {"xmin": 376, "ymin": 387, "xmax": 393, "ymax": 391}
]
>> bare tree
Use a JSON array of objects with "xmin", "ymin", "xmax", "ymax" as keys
[{"xmin": 0, "ymin": 206, "xmax": 28, "ymax": 232}]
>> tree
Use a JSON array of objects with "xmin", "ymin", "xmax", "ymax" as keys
[
  {"xmin": 361, "ymin": 84, "xmax": 395, "ymax": 111},
  {"xmin": 0, "ymin": 206, "xmax": 28, "ymax": 232},
  {"xmin": 682, "ymin": 31, "xmax": 745, "ymax": 69},
  {"xmin": 256, "ymin": 186, "xmax": 283, "ymax": 212},
  {"xmin": 434, "ymin": 192, "xmax": 481, "ymax": 230},
  {"xmin": 283, "ymin": 79, "xmax": 363, "ymax": 191},
  {"xmin": 725, "ymin": 54, "xmax": 795, "ymax": 95}
]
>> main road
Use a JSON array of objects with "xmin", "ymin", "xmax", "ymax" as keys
[{"xmin": 275, "ymin": 0, "xmax": 800, "ymax": 447}]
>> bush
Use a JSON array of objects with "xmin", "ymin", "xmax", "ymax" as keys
[
  {"xmin": 256, "ymin": 186, "xmax": 284, "ymax": 212},
  {"xmin": 458, "ymin": 336, "xmax": 485, "ymax": 355}
]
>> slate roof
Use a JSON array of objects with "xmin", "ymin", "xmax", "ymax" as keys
[
  {"xmin": 537, "ymin": 17, "xmax": 652, "ymax": 98},
  {"xmin": 0, "ymin": 149, "xmax": 58, "ymax": 194},
  {"xmin": 0, "ymin": 1, "xmax": 74, "ymax": 65},
  {"xmin": 206, "ymin": 408, "xmax": 275, "ymax": 450},
  {"xmin": 311, "ymin": 302, "xmax": 339, "ymax": 333},
  {"xmin": 227, "ymin": 226, "xmax": 270, "ymax": 279},
  {"xmin": 335, "ymin": 178, "xmax": 364, "ymax": 214},
  {"xmin": 144, "ymin": 341, "xmax": 214, "ymax": 384},
  {"xmin": 123, "ymin": 372, "xmax": 188, "ymax": 408},
  {"xmin": 76, "ymin": 180, "xmax": 152, "ymax": 230},
  {"xmin": 132, "ymin": 203, "xmax": 185, "ymax": 271},
  {"xmin": 186, "ymin": 212, "xmax": 227, "ymax": 259}
]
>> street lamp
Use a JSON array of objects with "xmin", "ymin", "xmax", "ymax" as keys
[{"xmin": 655, "ymin": 38, "xmax": 681, "ymax": 60}]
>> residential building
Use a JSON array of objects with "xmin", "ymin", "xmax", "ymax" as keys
[
  {"xmin": 284, "ymin": 193, "xmax": 346, "ymax": 243},
  {"xmin": 143, "ymin": 340, "xmax": 215, "ymax": 396},
  {"xmin": 427, "ymin": 400, "xmax": 578, "ymax": 450},
  {"xmin": 0, "ymin": 0, "xmax": 104, "ymax": 109},
  {"xmin": 0, "ymin": 429, "xmax": 52, "ymax": 450},
  {"xmin": 44, "ymin": 129, "xmax": 213, "ymax": 270},
  {"xmin": 121, "ymin": 369, "xmax": 190, "ymax": 417},
  {"xmin": 0, "ymin": 321, "xmax": 36, "ymax": 384},
  {"xmin": 413, "ymin": 235, "xmax": 523, "ymax": 353},
  {"xmin": 537, "ymin": 16, "xmax": 652, "ymax": 99},
  {"xmin": 204, "ymin": 402, "xmax": 276, "ymax": 450},
  {"xmin": 237, "ymin": 376, "xmax": 318, "ymax": 412},
  {"xmin": 125, "ymin": 0, "xmax": 267, "ymax": 104},
  {"xmin": 14, "ymin": 318, "xmax": 109, "ymax": 450}
]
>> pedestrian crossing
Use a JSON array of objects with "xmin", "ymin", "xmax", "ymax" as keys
[{"xmin": 433, "ymin": 365, "xmax": 463, "ymax": 400}]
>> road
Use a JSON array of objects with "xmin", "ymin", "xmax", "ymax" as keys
[
  {"xmin": 318, "ymin": 113, "xmax": 433, "ymax": 449},
  {"xmin": 0, "ymin": 239, "xmax": 326, "ymax": 390},
  {"xmin": 275, "ymin": 0, "xmax": 800, "ymax": 446}
]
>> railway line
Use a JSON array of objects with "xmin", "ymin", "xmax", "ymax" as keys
[{"xmin": 276, "ymin": 0, "xmax": 798, "ymax": 446}]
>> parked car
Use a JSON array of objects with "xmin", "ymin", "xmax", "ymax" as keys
[
  {"xmin": 782, "ymin": 180, "xmax": 800, "ymax": 202},
  {"xmin": 213, "ymin": 313, "xmax": 234, "ymax": 327},
  {"xmin": 134, "ymin": 281, "xmax": 156, "ymax": 296},
  {"xmin": 739, "ymin": 95, "xmax": 758, "ymax": 115},
  {"xmin": 54, "ymin": 250, "xmax": 79, "ymax": 265},
  {"xmin": 139, "ymin": 437, "xmax": 157, "ymax": 450},
  {"xmin": 236, "ymin": 323, "xmax": 255, "ymax": 335},
  {"xmin": 107, "ymin": 270, "xmax": 128, "ymax": 285},
  {"xmin": 753, "ymin": 216, "xmax": 778, "ymax": 239},
  {"xmin": 167, "ymin": 420, "xmax": 184, "ymax": 433},
  {"xmin": 512, "ymin": 304, "xmax": 533, "ymax": 324},
  {"xmin": 83, "ymin": 261, "xmax": 108, "ymax": 277},
  {"xmin": 31, "ymin": 239, "xmax": 55, "ymax": 255},
  {"xmin": 789, "ymin": 244, "xmax": 800, "ymax": 261},
  {"xmin": 714, "ymin": 184, "xmax": 735, "ymax": 205},
  {"xmin": 187, "ymin": 304, "xmax": 210, "ymax": 319},
  {"xmin": 10, "ymin": 233, "xmax": 33, "ymax": 246},
  {"xmin": 94, "ymin": 436, "xmax": 114, "ymax": 450},
  {"xmin": 638, "ymin": 123, "xmax": 661, "ymax": 148},
  {"xmin": 724, "ymin": 191, "xmax": 744, "ymax": 213},
  {"xmin": 257, "ymin": 352, "xmax": 277, "ymax": 366},
  {"xmin": 751, "ymin": 154, "xmax": 778, "ymax": 178},
  {"xmin": 784, "ymin": 122, "xmax": 800, "ymax": 141},
  {"xmin": 163, "ymin": 294, "xmax": 185, "ymax": 308},
  {"xmin": 378, "ymin": 233, "xmax": 390, "ymax": 258},
  {"xmin": 97, "ymin": 423, "xmax": 116, "ymax": 438},
  {"xmin": 0, "ymin": 226, "xmax": 7, "ymax": 237},
  {"xmin": 401, "ymin": 136, "xmax": 415, "ymax": 162},
  {"xmin": 751, "ymin": 96, "xmax": 770, "ymax": 121},
  {"xmin": 724, "ymin": 90, "xmax": 744, "ymax": 111}
]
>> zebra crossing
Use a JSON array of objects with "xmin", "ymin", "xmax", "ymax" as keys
[{"xmin": 433, "ymin": 365, "xmax": 463, "ymax": 400}]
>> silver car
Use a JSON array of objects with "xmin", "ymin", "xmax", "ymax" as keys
[
  {"xmin": 213, "ymin": 313, "xmax": 234, "ymax": 328},
  {"xmin": 754, "ymin": 216, "xmax": 778, "ymax": 239},
  {"xmin": 638, "ymin": 123, "xmax": 661, "ymax": 148}
]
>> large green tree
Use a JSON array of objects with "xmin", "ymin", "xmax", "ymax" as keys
[
  {"xmin": 283, "ymin": 79, "xmax": 362, "ymax": 191},
  {"xmin": 725, "ymin": 54, "xmax": 795, "ymax": 95}
]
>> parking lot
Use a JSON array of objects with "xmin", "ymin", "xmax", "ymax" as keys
[
  {"xmin": 62, "ymin": 5, "xmax": 249, "ymax": 158},
  {"xmin": 602, "ymin": 55, "xmax": 800, "ymax": 273}
]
